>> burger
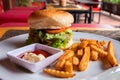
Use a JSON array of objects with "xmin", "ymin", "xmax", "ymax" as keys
[{"xmin": 26, "ymin": 9, "xmax": 74, "ymax": 49}]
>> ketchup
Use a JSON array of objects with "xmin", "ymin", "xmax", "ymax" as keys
[
  {"xmin": 18, "ymin": 49, "xmax": 51, "ymax": 58},
  {"xmin": 32, "ymin": 50, "xmax": 51, "ymax": 57}
]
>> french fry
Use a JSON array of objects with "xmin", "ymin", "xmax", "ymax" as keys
[
  {"xmin": 80, "ymin": 38, "xmax": 98, "ymax": 42},
  {"xmin": 107, "ymin": 41, "xmax": 118, "ymax": 66},
  {"xmin": 90, "ymin": 44, "xmax": 107, "ymax": 57},
  {"xmin": 44, "ymin": 38, "xmax": 119, "ymax": 79},
  {"xmin": 67, "ymin": 56, "xmax": 79, "ymax": 66},
  {"xmin": 55, "ymin": 50, "xmax": 74, "ymax": 70},
  {"xmin": 44, "ymin": 69, "xmax": 75, "ymax": 78},
  {"xmin": 78, "ymin": 47, "xmax": 90, "ymax": 71},
  {"xmin": 58, "ymin": 50, "xmax": 74, "ymax": 61},
  {"xmin": 91, "ymin": 40, "xmax": 106, "ymax": 49},
  {"xmin": 91, "ymin": 43, "xmax": 104, "ymax": 50},
  {"xmin": 71, "ymin": 43, "xmax": 79, "ymax": 53},
  {"xmin": 90, "ymin": 50, "xmax": 98, "ymax": 61},
  {"xmin": 88, "ymin": 41, "xmax": 98, "ymax": 45},
  {"xmin": 77, "ymin": 49, "xmax": 84, "ymax": 59},
  {"xmin": 64, "ymin": 61, "xmax": 73, "ymax": 73},
  {"xmin": 99, "ymin": 57, "xmax": 112, "ymax": 70},
  {"xmin": 80, "ymin": 38, "xmax": 98, "ymax": 45},
  {"xmin": 72, "ymin": 56, "xmax": 79, "ymax": 66},
  {"xmin": 86, "ymin": 41, "xmax": 103, "ymax": 50},
  {"xmin": 55, "ymin": 59, "xmax": 66, "ymax": 70},
  {"xmin": 79, "ymin": 41, "xmax": 88, "ymax": 48},
  {"xmin": 73, "ymin": 65, "xmax": 79, "ymax": 71},
  {"xmin": 80, "ymin": 39, "xmax": 105, "ymax": 50},
  {"xmin": 98, "ymin": 40, "xmax": 106, "ymax": 46},
  {"xmin": 57, "ymin": 51, "xmax": 68, "ymax": 60},
  {"xmin": 67, "ymin": 57, "xmax": 72, "ymax": 63}
]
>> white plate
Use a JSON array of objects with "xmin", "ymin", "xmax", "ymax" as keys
[{"xmin": 0, "ymin": 32, "xmax": 120, "ymax": 80}]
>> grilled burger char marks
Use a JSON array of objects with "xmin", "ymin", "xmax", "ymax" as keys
[{"xmin": 26, "ymin": 9, "xmax": 74, "ymax": 49}]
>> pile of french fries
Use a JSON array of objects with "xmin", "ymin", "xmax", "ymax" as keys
[{"xmin": 43, "ymin": 38, "xmax": 118, "ymax": 78}]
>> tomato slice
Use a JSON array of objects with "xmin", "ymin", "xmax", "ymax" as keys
[
  {"xmin": 32, "ymin": 50, "xmax": 51, "ymax": 57},
  {"xmin": 45, "ymin": 27, "xmax": 69, "ymax": 34}
]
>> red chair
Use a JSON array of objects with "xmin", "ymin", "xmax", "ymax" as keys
[
  {"xmin": 91, "ymin": 0, "xmax": 101, "ymax": 23},
  {"xmin": 32, "ymin": 1, "xmax": 46, "ymax": 9},
  {"xmin": 0, "ymin": 1, "xmax": 47, "ymax": 25},
  {"xmin": 0, "ymin": 7, "xmax": 39, "ymax": 25}
]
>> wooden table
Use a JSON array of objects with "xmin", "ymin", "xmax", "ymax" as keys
[
  {"xmin": 75, "ymin": 0, "xmax": 101, "ymax": 5},
  {"xmin": 46, "ymin": 3, "xmax": 86, "ymax": 10},
  {"xmin": 0, "ymin": 27, "xmax": 29, "ymax": 39},
  {"xmin": 0, "ymin": 24, "xmax": 120, "ymax": 41}
]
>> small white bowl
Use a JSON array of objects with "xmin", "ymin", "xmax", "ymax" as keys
[{"xmin": 6, "ymin": 43, "xmax": 63, "ymax": 72}]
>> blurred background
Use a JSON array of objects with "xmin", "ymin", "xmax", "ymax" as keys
[{"xmin": 0, "ymin": 0, "xmax": 120, "ymax": 27}]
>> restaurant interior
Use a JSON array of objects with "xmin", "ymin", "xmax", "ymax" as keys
[
  {"xmin": 0, "ymin": 0, "xmax": 120, "ymax": 80},
  {"xmin": 1, "ymin": 0, "xmax": 120, "ymax": 80},
  {"xmin": 0, "ymin": 0, "xmax": 120, "ymax": 39}
]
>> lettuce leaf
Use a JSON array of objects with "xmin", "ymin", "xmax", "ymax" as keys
[
  {"xmin": 26, "ymin": 29, "xmax": 72, "ymax": 48},
  {"xmin": 51, "ymin": 39, "xmax": 66, "ymax": 48},
  {"xmin": 38, "ymin": 29, "xmax": 72, "ymax": 48}
]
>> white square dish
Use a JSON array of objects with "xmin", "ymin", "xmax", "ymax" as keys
[{"xmin": 6, "ymin": 43, "xmax": 63, "ymax": 72}]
